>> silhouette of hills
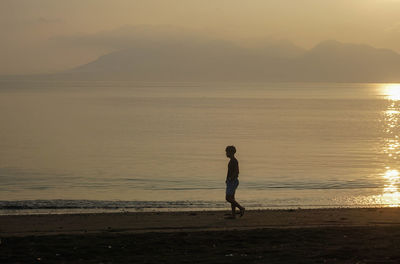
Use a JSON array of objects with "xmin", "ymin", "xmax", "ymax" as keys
[
  {"xmin": 57, "ymin": 39, "xmax": 400, "ymax": 82},
  {"xmin": 292, "ymin": 40, "xmax": 400, "ymax": 82}
]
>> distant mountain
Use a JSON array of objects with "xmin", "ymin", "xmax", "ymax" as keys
[
  {"xmin": 61, "ymin": 39, "xmax": 400, "ymax": 82},
  {"xmin": 292, "ymin": 40, "xmax": 400, "ymax": 82},
  {"xmin": 254, "ymin": 39, "xmax": 306, "ymax": 59}
]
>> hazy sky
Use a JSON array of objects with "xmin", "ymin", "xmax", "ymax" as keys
[{"xmin": 1, "ymin": 0, "xmax": 400, "ymax": 74}]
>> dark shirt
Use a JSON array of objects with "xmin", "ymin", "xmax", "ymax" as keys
[{"xmin": 226, "ymin": 157, "xmax": 239, "ymax": 182}]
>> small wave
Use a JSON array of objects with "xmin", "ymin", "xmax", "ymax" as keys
[{"xmin": 0, "ymin": 200, "xmax": 227, "ymax": 211}]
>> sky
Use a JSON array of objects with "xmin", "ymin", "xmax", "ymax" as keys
[{"xmin": 1, "ymin": 0, "xmax": 400, "ymax": 75}]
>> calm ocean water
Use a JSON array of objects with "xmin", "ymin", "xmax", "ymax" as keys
[{"xmin": 1, "ymin": 80, "xmax": 400, "ymax": 214}]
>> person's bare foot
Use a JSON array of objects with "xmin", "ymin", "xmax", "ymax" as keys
[{"xmin": 240, "ymin": 207, "xmax": 245, "ymax": 217}]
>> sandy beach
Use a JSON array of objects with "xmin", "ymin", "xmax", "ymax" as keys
[{"xmin": 2, "ymin": 208, "xmax": 400, "ymax": 263}]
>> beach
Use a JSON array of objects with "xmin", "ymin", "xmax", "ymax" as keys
[
  {"xmin": 3, "ymin": 0, "xmax": 400, "ymax": 262},
  {"xmin": 2, "ymin": 208, "xmax": 400, "ymax": 263}
]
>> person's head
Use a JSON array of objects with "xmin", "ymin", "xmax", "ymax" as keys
[{"xmin": 225, "ymin": 145, "xmax": 236, "ymax": 158}]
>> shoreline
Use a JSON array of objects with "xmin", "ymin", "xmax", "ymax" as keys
[
  {"xmin": 1, "ymin": 205, "xmax": 397, "ymax": 216},
  {"xmin": 2, "ymin": 207, "xmax": 400, "ymax": 237}
]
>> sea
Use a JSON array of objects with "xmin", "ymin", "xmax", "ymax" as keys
[{"xmin": 1, "ymin": 80, "xmax": 400, "ymax": 214}]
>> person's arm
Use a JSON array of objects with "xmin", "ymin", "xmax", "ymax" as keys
[
  {"xmin": 232, "ymin": 160, "xmax": 239, "ymax": 179},
  {"xmin": 227, "ymin": 160, "xmax": 238, "ymax": 181},
  {"xmin": 226, "ymin": 161, "xmax": 232, "ymax": 182}
]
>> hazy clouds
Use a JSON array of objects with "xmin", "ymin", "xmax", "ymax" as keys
[{"xmin": 1, "ymin": 0, "xmax": 400, "ymax": 74}]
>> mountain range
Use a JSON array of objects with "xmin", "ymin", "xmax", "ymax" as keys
[{"xmin": 41, "ymin": 39, "xmax": 400, "ymax": 82}]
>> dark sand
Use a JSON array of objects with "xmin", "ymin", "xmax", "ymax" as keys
[{"xmin": 2, "ymin": 208, "xmax": 400, "ymax": 263}]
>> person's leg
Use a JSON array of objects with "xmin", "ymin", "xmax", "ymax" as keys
[
  {"xmin": 228, "ymin": 195, "xmax": 245, "ymax": 217},
  {"xmin": 226, "ymin": 181, "xmax": 246, "ymax": 218},
  {"xmin": 233, "ymin": 181, "xmax": 245, "ymax": 217},
  {"xmin": 231, "ymin": 196, "xmax": 244, "ymax": 211},
  {"xmin": 226, "ymin": 195, "xmax": 236, "ymax": 217},
  {"xmin": 226, "ymin": 195, "xmax": 245, "ymax": 217},
  {"xmin": 231, "ymin": 203, "xmax": 236, "ymax": 216},
  {"xmin": 232, "ymin": 180, "xmax": 244, "ymax": 216},
  {"xmin": 237, "ymin": 200, "xmax": 245, "ymax": 217}
]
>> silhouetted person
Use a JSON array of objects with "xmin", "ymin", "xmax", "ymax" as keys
[{"xmin": 225, "ymin": 145, "xmax": 245, "ymax": 218}]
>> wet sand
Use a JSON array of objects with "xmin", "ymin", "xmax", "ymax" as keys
[{"xmin": 2, "ymin": 208, "xmax": 400, "ymax": 263}]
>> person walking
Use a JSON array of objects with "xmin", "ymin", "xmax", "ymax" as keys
[{"xmin": 225, "ymin": 145, "xmax": 245, "ymax": 218}]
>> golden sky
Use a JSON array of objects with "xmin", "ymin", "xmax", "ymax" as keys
[{"xmin": 1, "ymin": 0, "xmax": 399, "ymax": 74}]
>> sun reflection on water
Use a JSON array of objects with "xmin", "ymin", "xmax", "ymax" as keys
[
  {"xmin": 381, "ymin": 169, "xmax": 400, "ymax": 207},
  {"xmin": 380, "ymin": 84, "xmax": 400, "ymax": 207},
  {"xmin": 383, "ymin": 84, "xmax": 400, "ymax": 101}
]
